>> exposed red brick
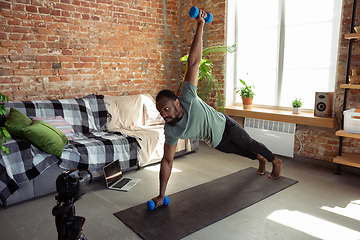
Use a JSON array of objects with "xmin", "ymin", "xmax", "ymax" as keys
[
  {"xmin": 50, "ymin": 9, "xmax": 61, "ymax": 16},
  {"xmin": 30, "ymin": 42, "xmax": 45, "ymax": 48},
  {"xmin": 92, "ymin": 15, "xmax": 100, "ymax": 21},
  {"xmin": 22, "ymin": 34, "xmax": 34, "ymax": 41},
  {"xmin": 49, "ymin": 76, "xmax": 61, "ymax": 82},
  {"xmin": 18, "ymin": 62, "xmax": 28, "ymax": 69},
  {"xmin": 37, "ymin": 56, "xmax": 58, "ymax": 62},
  {"xmin": 13, "ymin": 3, "xmax": 25, "ymax": 11},
  {"xmin": 11, "ymin": 77, "xmax": 23, "ymax": 83},
  {"xmin": 82, "ymin": 14, "xmax": 90, "ymax": 20},
  {"xmin": 4, "ymin": 26, "xmax": 30, "ymax": 33},
  {"xmin": 39, "ymin": 7, "xmax": 50, "ymax": 14},
  {"xmin": 0, "ymin": 33, "xmax": 6, "ymax": 39},
  {"xmin": 14, "ymin": 69, "xmax": 39, "ymax": 75},
  {"xmin": 28, "ymin": 62, "xmax": 40, "ymax": 69},
  {"xmin": 0, "ymin": 2, "xmax": 11, "ymax": 9},
  {"xmin": 41, "ymin": 62, "xmax": 52, "ymax": 69},
  {"xmin": 26, "ymin": 5, "xmax": 38, "ymax": 13},
  {"xmin": 1, "ymin": 41, "xmax": 14, "ymax": 47},
  {"xmin": 80, "ymin": 57, "xmax": 98, "ymax": 62},
  {"xmin": 9, "ymin": 34, "xmax": 21, "ymax": 41},
  {"xmin": 40, "ymin": 69, "xmax": 58, "ymax": 75},
  {"xmin": 62, "ymin": 49, "xmax": 72, "ymax": 55},
  {"xmin": 8, "ymin": 19, "xmax": 22, "ymax": 26},
  {"xmin": 56, "ymin": 3, "xmax": 75, "ymax": 12},
  {"xmin": 59, "ymin": 56, "xmax": 78, "ymax": 62}
]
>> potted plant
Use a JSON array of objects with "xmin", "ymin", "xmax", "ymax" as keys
[
  {"xmin": 291, "ymin": 98, "xmax": 303, "ymax": 114},
  {"xmin": 178, "ymin": 44, "xmax": 237, "ymax": 113},
  {"xmin": 0, "ymin": 93, "xmax": 10, "ymax": 154},
  {"xmin": 235, "ymin": 79, "xmax": 255, "ymax": 110}
]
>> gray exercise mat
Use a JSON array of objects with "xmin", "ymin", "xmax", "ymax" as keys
[{"xmin": 114, "ymin": 167, "xmax": 298, "ymax": 240}]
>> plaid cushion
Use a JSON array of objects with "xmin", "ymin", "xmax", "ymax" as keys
[
  {"xmin": 82, "ymin": 94, "xmax": 108, "ymax": 131},
  {"xmin": 30, "ymin": 116, "xmax": 76, "ymax": 140}
]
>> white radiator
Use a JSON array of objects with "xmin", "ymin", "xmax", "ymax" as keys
[{"xmin": 244, "ymin": 118, "xmax": 296, "ymax": 158}]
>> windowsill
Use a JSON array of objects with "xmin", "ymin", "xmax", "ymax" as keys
[{"xmin": 225, "ymin": 105, "xmax": 338, "ymax": 128}]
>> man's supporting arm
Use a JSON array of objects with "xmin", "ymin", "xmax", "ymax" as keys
[
  {"xmin": 152, "ymin": 143, "xmax": 176, "ymax": 208},
  {"xmin": 185, "ymin": 11, "xmax": 206, "ymax": 87}
]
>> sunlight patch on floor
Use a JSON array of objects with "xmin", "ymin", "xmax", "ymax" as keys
[
  {"xmin": 321, "ymin": 200, "xmax": 360, "ymax": 221},
  {"xmin": 145, "ymin": 164, "xmax": 182, "ymax": 173},
  {"xmin": 267, "ymin": 209, "xmax": 360, "ymax": 240}
]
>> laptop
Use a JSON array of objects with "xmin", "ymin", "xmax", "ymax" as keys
[{"xmin": 103, "ymin": 160, "xmax": 141, "ymax": 191}]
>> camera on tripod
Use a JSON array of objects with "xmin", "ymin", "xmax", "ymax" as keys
[
  {"xmin": 52, "ymin": 169, "xmax": 92, "ymax": 240},
  {"xmin": 55, "ymin": 169, "xmax": 92, "ymax": 204}
]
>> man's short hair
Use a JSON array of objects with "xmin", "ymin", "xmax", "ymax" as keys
[{"xmin": 156, "ymin": 89, "xmax": 178, "ymax": 102}]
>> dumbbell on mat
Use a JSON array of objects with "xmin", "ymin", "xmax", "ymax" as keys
[
  {"xmin": 147, "ymin": 196, "xmax": 170, "ymax": 210},
  {"xmin": 189, "ymin": 6, "xmax": 213, "ymax": 23}
]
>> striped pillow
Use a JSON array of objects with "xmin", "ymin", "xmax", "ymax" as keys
[{"xmin": 30, "ymin": 116, "xmax": 76, "ymax": 140}]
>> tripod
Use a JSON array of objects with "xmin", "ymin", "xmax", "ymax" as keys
[{"xmin": 52, "ymin": 199, "xmax": 87, "ymax": 240}]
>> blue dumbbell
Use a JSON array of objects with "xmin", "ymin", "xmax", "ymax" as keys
[
  {"xmin": 147, "ymin": 196, "xmax": 170, "ymax": 210},
  {"xmin": 189, "ymin": 6, "xmax": 213, "ymax": 23}
]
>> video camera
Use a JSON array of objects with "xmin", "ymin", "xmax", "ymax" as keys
[
  {"xmin": 52, "ymin": 169, "xmax": 92, "ymax": 240},
  {"xmin": 55, "ymin": 169, "xmax": 92, "ymax": 205}
]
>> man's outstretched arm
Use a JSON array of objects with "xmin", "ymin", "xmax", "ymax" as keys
[{"xmin": 184, "ymin": 10, "xmax": 206, "ymax": 87}]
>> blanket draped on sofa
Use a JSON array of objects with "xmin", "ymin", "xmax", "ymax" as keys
[{"xmin": 0, "ymin": 94, "xmax": 139, "ymax": 207}]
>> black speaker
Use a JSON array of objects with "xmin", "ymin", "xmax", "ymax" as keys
[{"xmin": 314, "ymin": 92, "xmax": 333, "ymax": 117}]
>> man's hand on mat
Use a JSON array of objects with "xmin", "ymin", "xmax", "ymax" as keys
[
  {"xmin": 152, "ymin": 195, "xmax": 165, "ymax": 209},
  {"xmin": 269, "ymin": 157, "xmax": 282, "ymax": 179}
]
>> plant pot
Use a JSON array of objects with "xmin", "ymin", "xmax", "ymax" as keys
[
  {"xmin": 242, "ymin": 97, "xmax": 253, "ymax": 110},
  {"xmin": 292, "ymin": 107, "xmax": 301, "ymax": 114}
]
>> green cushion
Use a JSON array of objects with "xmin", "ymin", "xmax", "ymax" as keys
[
  {"xmin": 4, "ymin": 107, "xmax": 33, "ymax": 139},
  {"xmin": 22, "ymin": 120, "xmax": 69, "ymax": 157}
]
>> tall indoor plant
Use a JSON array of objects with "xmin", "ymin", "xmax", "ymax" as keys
[
  {"xmin": 177, "ymin": 44, "xmax": 237, "ymax": 113},
  {"xmin": 0, "ymin": 93, "xmax": 10, "ymax": 154},
  {"xmin": 235, "ymin": 79, "xmax": 255, "ymax": 110}
]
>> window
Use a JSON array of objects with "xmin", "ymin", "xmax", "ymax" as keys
[{"xmin": 226, "ymin": 0, "xmax": 342, "ymax": 110}]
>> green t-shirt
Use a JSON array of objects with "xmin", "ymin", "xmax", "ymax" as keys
[{"xmin": 164, "ymin": 81, "xmax": 226, "ymax": 148}]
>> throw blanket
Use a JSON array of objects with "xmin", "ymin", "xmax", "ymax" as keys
[{"xmin": 0, "ymin": 95, "xmax": 139, "ymax": 207}]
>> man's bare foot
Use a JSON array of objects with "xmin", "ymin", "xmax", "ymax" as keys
[
  {"xmin": 256, "ymin": 154, "xmax": 266, "ymax": 175},
  {"xmin": 269, "ymin": 157, "xmax": 282, "ymax": 179}
]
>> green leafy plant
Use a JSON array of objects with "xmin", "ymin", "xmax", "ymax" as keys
[
  {"xmin": 178, "ymin": 44, "xmax": 237, "ymax": 113},
  {"xmin": 0, "ymin": 93, "xmax": 10, "ymax": 154},
  {"xmin": 235, "ymin": 79, "xmax": 255, "ymax": 99},
  {"xmin": 291, "ymin": 98, "xmax": 303, "ymax": 108}
]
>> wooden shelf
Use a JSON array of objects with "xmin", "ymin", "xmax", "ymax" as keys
[
  {"xmin": 333, "ymin": 153, "xmax": 360, "ymax": 168},
  {"xmin": 337, "ymin": 9, "xmax": 360, "ymax": 172},
  {"xmin": 224, "ymin": 106, "xmax": 337, "ymax": 128},
  {"xmin": 336, "ymin": 130, "xmax": 360, "ymax": 139},
  {"xmin": 344, "ymin": 33, "xmax": 360, "ymax": 40},
  {"xmin": 340, "ymin": 84, "xmax": 360, "ymax": 89}
]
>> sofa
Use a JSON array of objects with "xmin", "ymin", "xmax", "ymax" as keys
[
  {"xmin": 0, "ymin": 94, "xmax": 198, "ymax": 207},
  {"xmin": 104, "ymin": 94, "xmax": 199, "ymax": 167}
]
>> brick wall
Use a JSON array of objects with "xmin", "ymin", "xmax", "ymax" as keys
[
  {"xmin": 1, "ymin": 0, "xmax": 359, "ymax": 162},
  {"xmin": 0, "ymin": 0, "xmax": 181, "ymax": 100}
]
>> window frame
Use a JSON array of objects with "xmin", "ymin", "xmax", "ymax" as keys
[{"xmin": 225, "ymin": 0, "xmax": 342, "ymax": 111}]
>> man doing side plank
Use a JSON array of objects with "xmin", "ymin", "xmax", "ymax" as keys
[{"xmin": 152, "ymin": 9, "xmax": 282, "ymax": 209}]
